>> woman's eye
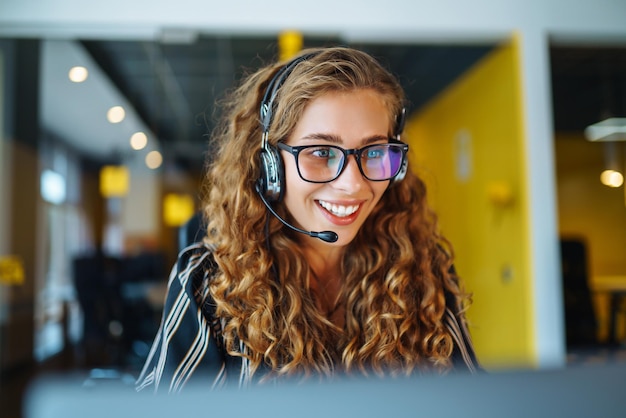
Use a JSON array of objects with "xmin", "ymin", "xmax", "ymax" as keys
[
  {"xmin": 310, "ymin": 147, "xmax": 335, "ymax": 159},
  {"xmin": 312, "ymin": 149, "xmax": 329, "ymax": 158},
  {"xmin": 365, "ymin": 148, "xmax": 385, "ymax": 159}
]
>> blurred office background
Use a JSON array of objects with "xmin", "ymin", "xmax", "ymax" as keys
[{"xmin": 1, "ymin": 0, "xmax": 626, "ymax": 416}]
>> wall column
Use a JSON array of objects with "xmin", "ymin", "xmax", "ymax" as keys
[
  {"xmin": 518, "ymin": 29, "xmax": 566, "ymax": 368},
  {"xmin": 0, "ymin": 39, "xmax": 41, "ymax": 370}
]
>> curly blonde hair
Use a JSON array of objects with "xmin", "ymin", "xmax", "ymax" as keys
[{"xmin": 202, "ymin": 47, "xmax": 468, "ymax": 381}]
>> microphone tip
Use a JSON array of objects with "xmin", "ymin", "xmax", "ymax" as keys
[{"xmin": 318, "ymin": 231, "xmax": 338, "ymax": 243}]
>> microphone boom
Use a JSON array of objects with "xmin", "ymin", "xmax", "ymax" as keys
[{"xmin": 256, "ymin": 184, "xmax": 338, "ymax": 243}]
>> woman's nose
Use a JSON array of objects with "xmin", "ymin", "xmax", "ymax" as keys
[{"xmin": 332, "ymin": 155, "xmax": 366, "ymax": 192}]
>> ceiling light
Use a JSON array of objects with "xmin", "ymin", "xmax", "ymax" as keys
[
  {"xmin": 145, "ymin": 150, "xmax": 163, "ymax": 169},
  {"xmin": 584, "ymin": 117, "xmax": 626, "ymax": 142},
  {"xmin": 600, "ymin": 169, "xmax": 624, "ymax": 188},
  {"xmin": 40, "ymin": 169, "xmax": 66, "ymax": 204},
  {"xmin": 159, "ymin": 28, "xmax": 198, "ymax": 44},
  {"xmin": 107, "ymin": 106, "xmax": 125, "ymax": 124},
  {"xmin": 68, "ymin": 66, "xmax": 88, "ymax": 83},
  {"xmin": 130, "ymin": 132, "xmax": 148, "ymax": 150}
]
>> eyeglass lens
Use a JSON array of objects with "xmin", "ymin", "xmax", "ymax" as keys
[{"xmin": 297, "ymin": 144, "xmax": 404, "ymax": 182}]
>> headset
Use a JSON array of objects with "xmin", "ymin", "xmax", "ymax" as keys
[
  {"xmin": 255, "ymin": 51, "xmax": 408, "ymax": 243},
  {"xmin": 257, "ymin": 52, "xmax": 319, "ymax": 203}
]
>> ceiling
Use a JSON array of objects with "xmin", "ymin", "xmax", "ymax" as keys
[
  {"xmin": 41, "ymin": 40, "xmax": 158, "ymax": 167},
  {"xmin": 48, "ymin": 35, "xmax": 626, "ymax": 176},
  {"xmin": 79, "ymin": 35, "xmax": 494, "ymax": 175},
  {"xmin": 550, "ymin": 45, "xmax": 626, "ymax": 132}
]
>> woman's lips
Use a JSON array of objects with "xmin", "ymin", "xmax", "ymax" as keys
[
  {"xmin": 316, "ymin": 199, "xmax": 362, "ymax": 225},
  {"xmin": 318, "ymin": 200, "xmax": 359, "ymax": 217}
]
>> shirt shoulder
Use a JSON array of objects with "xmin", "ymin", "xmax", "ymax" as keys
[{"xmin": 136, "ymin": 242, "xmax": 226, "ymax": 393}]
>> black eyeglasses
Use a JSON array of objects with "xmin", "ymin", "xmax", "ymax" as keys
[{"xmin": 277, "ymin": 141, "xmax": 408, "ymax": 183}]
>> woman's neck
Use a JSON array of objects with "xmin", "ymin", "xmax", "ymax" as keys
[
  {"xmin": 301, "ymin": 239, "xmax": 343, "ymax": 283},
  {"xmin": 301, "ymin": 241, "xmax": 345, "ymax": 327}
]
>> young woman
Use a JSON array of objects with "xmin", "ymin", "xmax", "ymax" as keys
[{"xmin": 137, "ymin": 46, "xmax": 480, "ymax": 393}]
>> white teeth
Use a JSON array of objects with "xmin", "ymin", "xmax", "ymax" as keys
[{"xmin": 318, "ymin": 200, "xmax": 359, "ymax": 217}]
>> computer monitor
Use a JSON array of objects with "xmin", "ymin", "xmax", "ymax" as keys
[{"xmin": 25, "ymin": 363, "xmax": 626, "ymax": 418}]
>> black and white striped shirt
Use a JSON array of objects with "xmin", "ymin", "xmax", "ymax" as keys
[{"xmin": 136, "ymin": 243, "xmax": 481, "ymax": 393}]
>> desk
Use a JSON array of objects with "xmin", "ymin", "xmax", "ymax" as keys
[{"xmin": 592, "ymin": 276, "xmax": 626, "ymax": 345}]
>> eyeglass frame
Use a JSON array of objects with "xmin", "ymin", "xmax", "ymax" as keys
[{"xmin": 276, "ymin": 141, "xmax": 409, "ymax": 183}]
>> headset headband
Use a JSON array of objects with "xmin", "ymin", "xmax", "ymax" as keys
[
  {"xmin": 259, "ymin": 50, "xmax": 406, "ymax": 141},
  {"xmin": 260, "ymin": 52, "xmax": 320, "ymax": 136}
]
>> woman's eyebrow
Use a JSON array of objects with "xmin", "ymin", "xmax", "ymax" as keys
[
  {"xmin": 362, "ymin": 134, "xmax": 390, "ymax": 145},
  {"xmin": 300, "ymin": 133, "xmax": 342, "ymax": 143},
  {"xmin": 299, "ymin": 133, "xmax": 389, "ymax": 145}
]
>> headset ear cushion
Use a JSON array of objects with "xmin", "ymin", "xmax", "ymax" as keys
[{"xmin": 259, "ymin": 145, "xmax": 284, "ymax": 202}]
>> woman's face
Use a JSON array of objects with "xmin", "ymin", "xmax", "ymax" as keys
[{"xmin": 281, "ymin": 89, "xmax": 391, "ymax": 247}]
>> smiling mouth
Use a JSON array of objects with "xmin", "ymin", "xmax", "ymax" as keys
[{"xmin": 317, "ymin": 200, "xmax": 360, "ymax": 217}]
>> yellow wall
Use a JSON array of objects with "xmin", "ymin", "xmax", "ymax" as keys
[
  {"xmin": 555, "ymin": 134, "xmax": 626, "ymax": 277},
  {"xmin": 404, "ymin": 39, "xmax": 534, "ymax": 368},
  {"xmin": 555, "ymin": 133, "xmax": 626, "ymax": 340}
]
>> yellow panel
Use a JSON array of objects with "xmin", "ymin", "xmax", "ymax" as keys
[
  {"xmin": 99, "ymin": 165, "xmax": 129, "ymax": 197},
  {"xmin": 163, "ymin": 193, "xmax": 195, "ymax": 227},
  {"xmin": 0, "ymin": 255, "xmax": 25, "ymax": 285},
  {"xmin": 279, "ymin": 30, "xmax": 303, "ymax": 61},
  {"xmin": 404, "ymin": 37, "xmax": 533, "ymax": 369}
]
